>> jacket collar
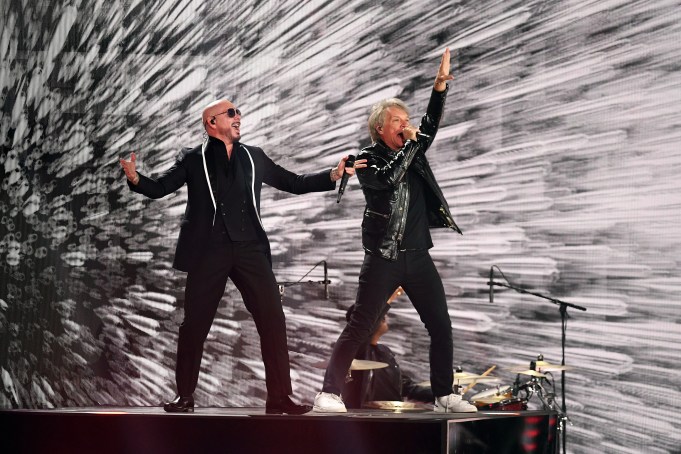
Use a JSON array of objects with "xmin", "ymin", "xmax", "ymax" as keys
[
  {"xmin": 373, "ymin": 139, "xmax": 394, "ymax": 156},
  {"xmin": 202, "ymin": 137, "xmax": 237, "ymax": 223}
]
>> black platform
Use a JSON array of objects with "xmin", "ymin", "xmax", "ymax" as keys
[{"xmin": 1, "ymin": 407, "xmax": 558, "ymax": 454}]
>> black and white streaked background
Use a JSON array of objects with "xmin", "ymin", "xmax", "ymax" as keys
[{"xmin": 2, "ymin": 0, "xmax": 681, "ymax": 452}]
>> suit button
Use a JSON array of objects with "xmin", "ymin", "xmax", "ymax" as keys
[{"xmin": 222, "ymin": 212, "xmax": 226, "ymax": 216}]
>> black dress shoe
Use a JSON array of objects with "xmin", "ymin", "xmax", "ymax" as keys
[
  {"xmin": 163, "ymin": 396, "xmax": 194, "ymax": 413},
  {"xmin": 265, "ymin": 396, "xmax": 312, "ymax": 415}
]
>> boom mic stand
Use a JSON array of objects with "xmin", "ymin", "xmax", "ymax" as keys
[
  {"xmin": 278, "ymin": 260, "xmax": 331, "ymax": 303},
  {"xmin": 488, "ymin": 265, "xmax": 586, "ymax": 454}
]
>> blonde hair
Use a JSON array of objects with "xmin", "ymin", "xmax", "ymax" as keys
[{"xmin": 367, "ymin": 98, "xmax": 409, "ymax": 142}]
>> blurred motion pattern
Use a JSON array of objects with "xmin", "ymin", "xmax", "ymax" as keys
[{"xmin": 1, "ymin": 1, "xmax": 681, "ymax": 452}]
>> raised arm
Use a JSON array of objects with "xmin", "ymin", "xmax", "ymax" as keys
[
  {"xmin": 263, "ymin": 153, "xmax": 366, "ymax": 194},
  {"xmin": 120, "ymin": 151, "xmax": 188, "ymax": 199},
  {"xmin": 417, "ymin": 48, "xmax": 453, "ymax": 143}
]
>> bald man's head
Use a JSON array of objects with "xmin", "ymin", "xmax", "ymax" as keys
[{"xmin": 202, "ymin": 99, "xmax": 242, "ymax": 143}]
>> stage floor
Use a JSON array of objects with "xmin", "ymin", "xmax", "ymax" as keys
[{"xmin": 1, "ymin": 406, "xmax": 558, "ymax": 453}]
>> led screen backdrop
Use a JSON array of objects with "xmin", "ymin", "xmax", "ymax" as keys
[{"xmin": 1, "ymin": 1, "xmax": 681, "ymax": 452}]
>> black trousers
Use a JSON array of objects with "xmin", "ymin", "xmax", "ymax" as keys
[
  {"xmin": 175, "ymin": 240, "xmax": 292, "ymax": 399},
  {"xmin": 322, "ymin": 250, "xmax": 454, "ymax": 397}
]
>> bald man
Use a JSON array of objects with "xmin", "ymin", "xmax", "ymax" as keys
[{"xmin": 120, "ymin": 99, "xmax": 364, "ymax": 414}]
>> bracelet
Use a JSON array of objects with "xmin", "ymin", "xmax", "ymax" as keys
[{"xmin": 331, "ymin": 168, "xmax": 339, "ymax": 181}]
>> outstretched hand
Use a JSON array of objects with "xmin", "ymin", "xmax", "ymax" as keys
[
  {"xmin": 119, "ymin": 152, "xmax": 139, "ymax": 184},
  {"xmin": 434, "ymin": 48, "xmax": 455, "ymax": 91}
]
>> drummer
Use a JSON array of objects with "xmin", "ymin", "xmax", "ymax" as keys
[{"xmin": 341, "ymin": 297, "xmax": 433, "ymax": 409}]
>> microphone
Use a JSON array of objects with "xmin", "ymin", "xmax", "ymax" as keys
[
  {"xmin": 323, "ymin": 260, "xmax": 329, "ymax": 299},
  {"xmin": 488, "ymin": 266, "xmax": 494, "ymax": 303},
  {"xmin": 336, "ymin": 154, "xmax": 355, "ymax": 203}
]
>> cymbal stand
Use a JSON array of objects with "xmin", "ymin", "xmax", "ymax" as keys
[
  {"xmin": 537, "ymin": 371, "xmax": 571, "ymax": 426},
  {"xmin": 489, "ymin": 265, "xmax": 586, "ymax": 454},
  {"xmin": 514, "ymin": 374, "xmax": 544, "ymax": 402}
]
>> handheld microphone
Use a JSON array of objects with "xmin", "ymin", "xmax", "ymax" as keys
[
  {"xmin": 488, "ymin": 266, "xmax": 494, "ymax": 303},
  {"xmin": 336, "ymin": 155, "xmax": 355, "ymax": 203}
]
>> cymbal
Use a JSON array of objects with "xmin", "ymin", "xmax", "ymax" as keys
[
  {"xmin": 417, "ymin": 373, "xmax": 501, "ymax": 387},
  {"xmin": 512, "ymin": 369, "xmax": 547, "ymax": 378},
  {"xmin": 456, "ymin": 376, "xmax": 501, "ymax": 384},
  {"xmin": 508, "ymin": 362, "xmax": 572, "ymax": 373},
  {"xmin": 364, "ymin": 401, "xmax": 430, "ymax": 411},
  {"xmin": 454, "ymin": 371, "xmax": 501, "ymax": 383},
  {"xmin": 350, "ymin": 359, "xmax": 389, "ymax": 370},
  {"xmin": 535, "ymin": 361, "xmax": 572, "ymax": 371},
  {"xmin": 310, "ymin": 359, "xmax": 389, "ymax": 370}
]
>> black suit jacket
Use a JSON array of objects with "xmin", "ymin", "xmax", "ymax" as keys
[{"xmin": 128, "ymin": 137, "xmax": 336, "ymax": 271}]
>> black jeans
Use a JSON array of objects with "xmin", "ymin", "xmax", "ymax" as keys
[
  {"xmin": 175, "ymin": 240, "xmax": 292, "ymax": 399},
  {"xmin": 322, "ymin": 250, "xmax": 454, "ymax": 397}
]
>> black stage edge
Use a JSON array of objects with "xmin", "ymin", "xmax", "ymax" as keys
[{"xmin": 1, "ymin": 407, "xmax": 558, "ymax": 454}]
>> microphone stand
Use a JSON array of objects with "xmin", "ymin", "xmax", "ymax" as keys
[
  {"xmin": 278, "ymin": 260, "xmax": 331, "ymax": 303},
  {"xmin": 488, "ymin": 266, "xmax": 586, "ymax": 454}
]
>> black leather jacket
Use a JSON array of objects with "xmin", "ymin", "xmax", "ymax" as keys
[{"xmin": 356, "ymin": 87, "xmax": 461, "ymax": 261}]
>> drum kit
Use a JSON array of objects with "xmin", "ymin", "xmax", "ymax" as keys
[
  {"xmin": 468, "ymin": 354, "xmax": 571, "ymax": 412},
  {"xmin": 323, "ymin": 353, "xmax": 571, "ymax": 413}
]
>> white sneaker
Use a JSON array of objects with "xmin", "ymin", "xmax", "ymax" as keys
[
  {"xmin": 312, "ymin": 392, "xmax": 347, "ymax": 413},
  {"xmin": 434, "ymin": 393, "xmax": 478, "ymax": 413}
]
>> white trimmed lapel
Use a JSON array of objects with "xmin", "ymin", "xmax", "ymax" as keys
[{"xmin": 200, "ymin": 139, "xmax": 217, "ymax": 225}]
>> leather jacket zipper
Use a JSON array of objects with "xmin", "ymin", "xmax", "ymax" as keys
[{"xmin": 366, "ymin": 208, "xmax": 390, "ymax": 219}]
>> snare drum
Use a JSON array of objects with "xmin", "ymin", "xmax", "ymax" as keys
[
  {"xmin": 471, "ymin": 385, "xmax": 526, "ymax": 411},
  {"xmin": 471, "ymin": 385, "xmax": 512, "ymax": 402},
  {"xmin": 473, "ymin": 397, "xmax": 527, "ymax": 411}
]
